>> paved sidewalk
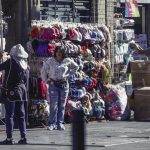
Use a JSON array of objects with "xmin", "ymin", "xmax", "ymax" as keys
[{"xmin": 0, "ymin": 121, "xmax": 150, "ymax": 150}]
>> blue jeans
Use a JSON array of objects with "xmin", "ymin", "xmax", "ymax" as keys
[
  {"xmin": 4, "ymin": 99, "xmax": 26, "ymax": 139},
  {"xmin": 49, "ymin": 83, "xmax": 69, "ymax": 126}
]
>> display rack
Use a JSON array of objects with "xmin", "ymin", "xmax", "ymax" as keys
[
  {"xmin": 113, "ymin": 13, "xmax": 135, "ymax": 83},
  {"xmin": 27, "ymin": 20, "xmax": 112, "ymax": 125}
]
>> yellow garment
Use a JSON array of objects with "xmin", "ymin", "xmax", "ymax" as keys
[{"xmin": 101, "ymin": 62, "xmax": 112, "ymax": 85}]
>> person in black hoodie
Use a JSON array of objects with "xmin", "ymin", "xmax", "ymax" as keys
[{"xmin": 0, "ymin": 44, "xmax": 29, "ymax": 145}]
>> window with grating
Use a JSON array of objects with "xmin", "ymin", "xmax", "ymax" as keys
[{"xmin": 40, "ymin": 0, "xmax": 91, "ymax": 23}]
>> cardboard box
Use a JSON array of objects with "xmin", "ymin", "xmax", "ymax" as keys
[
  {"xmin": 134, "ymin": 87, "xmax": 150, "ymax": 121},
  {"xmin": 128, "ymin": 61, "xmax": 150, "ymax": 88}
]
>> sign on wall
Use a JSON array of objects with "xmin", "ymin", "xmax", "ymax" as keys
[
  {"xmin": 135, "ymin": 34, "xmax": 147, "ymax": 49},
  {"xmin": 121, "ymin": 0, "xmax": 150, "ymax": 3},
  {"xmin": 125, "ymin": 0, "xmax": 140, "ymax": 17}
]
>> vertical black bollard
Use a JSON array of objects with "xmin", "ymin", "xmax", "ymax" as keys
[{"xmin": 72, "ymin": 109, "xmax": 85, "ymax": 150}]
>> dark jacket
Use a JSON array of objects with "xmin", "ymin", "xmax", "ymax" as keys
[{"xmin": 0, "ymin": 58, "xmax": 29, "ymax": 102}]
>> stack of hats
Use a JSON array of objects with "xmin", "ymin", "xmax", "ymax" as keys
[{"xmin": 69, "ymin": 87, "xmax": 86, "ymax": 99}]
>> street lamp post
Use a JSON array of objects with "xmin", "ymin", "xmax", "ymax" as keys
[{"xmin": 0, "ymin": 0, "xmax": 3, "ymax": 52}]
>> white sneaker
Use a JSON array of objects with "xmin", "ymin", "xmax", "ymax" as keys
[
  {"xmin": 47, "ymin": 124, "xmax": 57, "ymax": 131},
  {"xmin": 57, "ymin": 124, "xmax": 65, "ymax": 130}
]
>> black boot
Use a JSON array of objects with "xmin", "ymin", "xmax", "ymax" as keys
[
  {"xmin": 18, "ymin": 138, "xmax": 27, "ymax": 144},
  {"xmin": 0, "ymin": 138, "xmax": 14, "ymax": 145}
]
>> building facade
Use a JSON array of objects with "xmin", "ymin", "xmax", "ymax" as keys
[
  {"xmin": 1, "ymin": 0, "xmax": 29, "ymax": 50},
  {"xmin": 1, "ymin": 0, "xmax": 114, "ymax": 50}
]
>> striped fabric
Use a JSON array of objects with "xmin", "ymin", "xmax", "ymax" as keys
[{"xmin": 125, "ymin": 0, "xmax": 140, "ymax": 17}]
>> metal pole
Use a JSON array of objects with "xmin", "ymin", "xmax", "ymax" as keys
[
  {"xmin": 55, "ymin": 0, "xmax": 56, "ymax": 19},
  {"xmin": 72, "ymin": 109, "xmax": 85, "ymax": 150},
  {"xmin": 105, "ymin": 0, "xmax": 107, "ymax": 25},
  {"xmin": 0, "ymin": 0, "xmax": 3, "ymax": 52},
  {"xmin": 72, "ymin": 0, "xmax": 75, "ymax": 22},
  {"xmin": 93, "ymin": 0, "xmax": 95, "ymax": 23}
]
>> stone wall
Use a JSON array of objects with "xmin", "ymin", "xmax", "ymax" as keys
[
  {"xmin": 105, "ymin": 0, "xmax": 115, "ymax": 75},
  {"xmin": 92, "ymin": 0, "xmax": 114, "ymax": 76},
  {"xmin": 97, "ymin": 0, "xmax": 106, "ymax": 24}
]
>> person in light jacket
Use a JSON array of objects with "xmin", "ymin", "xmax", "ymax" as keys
[
  {"xmin": 0, "ymin": 44, "xmax": 29, "ymax": 145},
  {"xmin": 41, "ymin": 45, "xmax": 79, "ymax": 130}
]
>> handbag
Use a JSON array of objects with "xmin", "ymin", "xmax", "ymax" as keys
[
  {"xmin": 6, "ymin": 87, "xmax": 21, "ymax": 102},
  {"xmin": 53, "ymin": 79, "xmax": 68, "ymax": 89},
  {"xmin": 5, "ymin": 59, "xmax": 21, "ymax": 102}
]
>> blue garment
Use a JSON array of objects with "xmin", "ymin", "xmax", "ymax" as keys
[
  {"xmin": 4, "ymin": 99, "xmax": 26, "ymax": 139},
  {"xmin": 49, "ymin": 82, "xmax": 69, "ymax": 126},
  {"xmin": 92, "ymin": 96, "xmax": 105, "ymax": 119}
]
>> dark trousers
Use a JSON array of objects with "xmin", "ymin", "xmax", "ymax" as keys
[{"xmin": 4, "ymin": 99, "xmax": 26, "ymax": 139}]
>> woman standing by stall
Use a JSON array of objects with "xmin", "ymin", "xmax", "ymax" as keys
[{"xmin": 41, "ymin": 45, "xmax": 79, "ymax": 131}]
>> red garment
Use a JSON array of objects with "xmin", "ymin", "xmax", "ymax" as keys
[
  {"xmin": 31, "ymin": 27, "xmax": 40, "ymax": 38},
  {"xmin": 38, "ymin": 78, "xmax": 47, "ymax": 99}
]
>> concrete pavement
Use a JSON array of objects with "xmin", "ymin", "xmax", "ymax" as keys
[{"xmin": 0, "ymin": 120, "xmax": 150, "ymax": 150}]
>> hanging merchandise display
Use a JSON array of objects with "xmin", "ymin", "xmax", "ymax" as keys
[
  {"xmin": 113, "ymin": 13, "xmax": 136, "ymax": 82},
  {"xmin": 112, "ymin": 11, "xmax": 150, "ymax": 119},
  {"xmin": 113, "ymin": 12, "xmax": 148, "ymax": 84},
  {"xmin": 27, "ymin": 19, "xmax": 130, "ymax": 126}
]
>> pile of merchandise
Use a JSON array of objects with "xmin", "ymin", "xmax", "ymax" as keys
[{"xmin": 27, "ymin": 21, "xmax": 130, "ymax": 125}]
